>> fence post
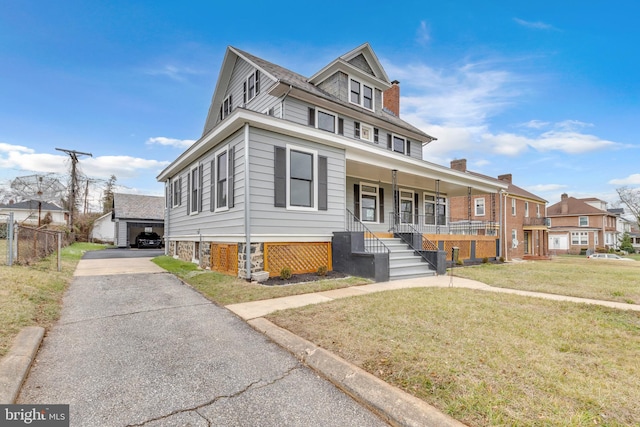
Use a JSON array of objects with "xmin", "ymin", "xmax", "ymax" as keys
[
  {"xmin": 57, "ymin": 231, "xmax": 62, "ymax": 272},
  {"xmin": 7, "ymin": 212, "xmax": 14, "ymax": 266}
]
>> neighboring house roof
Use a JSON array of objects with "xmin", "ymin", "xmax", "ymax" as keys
[
  {"xmin": 208, "ymin": 45, "xmax": 433, "ymax": 142},
  {"xmin": 547, "ymin": 195, "xmax": 614, "ymax": 216},
  {"xmin": 608, "ymin": 208, "xmax": 625, "ymax": 215},
  {"xmin": 0, "ymin": 200, "xmax": 66, "ymax": 211},
  {"xmin": 113, "ymin": 193, "xmax": 164, "ymax": 220},
  {"xmin": 468, "ymin": 172, "xmax": 546, "ymax": 203}
]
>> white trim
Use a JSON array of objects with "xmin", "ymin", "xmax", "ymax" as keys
[
  {"xmin": 423, "ymin": 192, "xmax": 447, "ymax": 226},
  {"xmin": 189, "ymin": 165, "xmax": 200, "ymax": 216},
  {"xmin": 286, "ymin": 144, "xmax": 318, "ymax": 211},
  {"xmin": 524, "ymin": 201, "xmax": 529, "ymax": 218},
  {"xmin": 399, "ymin": 188, "xmax": 414, "ymax": 224},
  {"xmin": 359, "ymin": 181, "xmax": 380, "ymax": 223},
  {"xmin": 165, "ymin": 233, "xmax": 333, "ymax": 243},
  {"xmin": 474, "ymin": 197, "xmax": 486, "ymax": 216},
  {"xmin": 213, "ymin": 146, "xmax": 229, "ymax": 212},
  {"xmin": 315, "ymin": 107, "xmax": 338, "ymax": 133},
  {"xmin": 348, "ymin": 76, "xmax": 374, "ymax": 111},
  {"xmin": 511, "ymin": 198, "xmax": 516, "ymax": 216},
  {"xmin": 245, "ymin": 70, "xmax": 259, "ymax": 103},
  {"xmin": 221, "ymin": 94, "xmax": 232, "ymax": 119},
  {"xmin": 579, "ymin": 216, "xmax": 589, "ymax": 227},
  {"xmin": 391, "ymin": 133, "xmax": 407, "ymax": 155}
]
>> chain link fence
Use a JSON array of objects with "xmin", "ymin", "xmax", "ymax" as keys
[{"xmin": 1, "ymin": 213, "xmax": 72, "ymax": 269}]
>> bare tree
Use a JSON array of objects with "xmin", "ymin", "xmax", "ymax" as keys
[{"xmin": 616, "ymin": 186, "xmax": 640, "ymax": 226}]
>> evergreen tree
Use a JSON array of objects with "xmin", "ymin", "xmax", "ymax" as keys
[{"xmin": 102, "ymin": 175, "xmax": 117, "ymax": 214}]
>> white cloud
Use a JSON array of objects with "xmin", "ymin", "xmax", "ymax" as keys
[
  {"xmin": 514, "ymin": 18, "xmax": 555, "ymax": 30},
  {"xmin": 0, "ymin": 142, "xmax": 34, "ymax": 154},
  {"xmin": 519, "ymin": 120, "xmax": 550, "ymax": 129},
  {"xmin": 143, "ymin": 65, "xmax": 203, "ymax": 82},
  {"xmin": 416, "ymin": 21, "xmax": 431, "ymax": 45},
  {"xmin": 146, "ymin": 137, "xmax": 196, "ymax": 148},
  {"xmin": 526, "ymin": 183, "xmax": 567, "ymax": 192},
  {"xmin": 609, "ymin": 174, "xmax": 640, "ymax": 186}
]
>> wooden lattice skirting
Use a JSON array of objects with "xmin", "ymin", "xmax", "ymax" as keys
[
  {"xmin": 264, "ymin": 242, "xmax": 332, "ymax": 277},
  {"xmin": 210, "ymin": 243, "xmax": 238, "ymax": 275}
]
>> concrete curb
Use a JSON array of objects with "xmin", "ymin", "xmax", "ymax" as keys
[
  {"xmin": 248, "ymin": 318, "xmax": 466, "ymax": 427},
  {"xmin": 0, "ymin": 326, "xmax": 45, "ymax": 404}
]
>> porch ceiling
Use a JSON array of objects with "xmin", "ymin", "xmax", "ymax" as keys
[{"xmin": 347, "ymin": 159, "xmax": 501, "ymax": 196}]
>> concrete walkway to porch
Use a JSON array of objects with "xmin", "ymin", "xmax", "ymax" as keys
[{"xmin": 226, "ymin": 274, "xmax": 640, "ymax": 320}]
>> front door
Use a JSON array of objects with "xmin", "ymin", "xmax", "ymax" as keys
[{"xmin": 524, "ymin": 231, "xmax": 530, "ymax": 254}]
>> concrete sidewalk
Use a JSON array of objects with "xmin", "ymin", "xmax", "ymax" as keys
[{"xmin": 227, "ymin": 274, "xmax": 640, "ymax": 320}]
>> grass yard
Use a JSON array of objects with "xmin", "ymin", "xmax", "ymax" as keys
[
  {"xmin": 151, "ymin": 255, "xmax": 372, "ymax": 305},
  {"xmin": 0, "ymin": 242, "xmax": 105, "ymax": 357},
  {"xmin": 267, "ymin": 288, "xmax": 640, "ymax": 426},
  {"xmin": 453, "ymin": 255, "xmax": 640, "ymax": 304}
]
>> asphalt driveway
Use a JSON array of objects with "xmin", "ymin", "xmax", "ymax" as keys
[{"xmin": 17, "ymin": 251, "xmax": 387, "ymax": 426}]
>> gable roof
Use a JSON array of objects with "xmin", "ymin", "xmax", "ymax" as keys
[
  {"xmin": 547, "ymin": 195, "xmax": 614, "ymax": 216},
  {"xmin": 0, "ymin": 200, "xmax": 65, "ymax": 211},
  {"xmin": 460, "ymin": 171, "xmax": 546, "ymax": 203},
  {"xmin": 203, "ymin": 45, "xmax": 433, "ymax": 142},
  {"xmin": 113, "ymin": 193, "xmax": 164, "ymax": 220}
]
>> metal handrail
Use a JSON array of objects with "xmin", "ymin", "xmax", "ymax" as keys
[
  {"xmin": 389, "ymin": 214, "xmax": 437, "ymax": 271},
  {"xmin": 345, "ymin": 209, "xmax": 390, "ymax": 254}
]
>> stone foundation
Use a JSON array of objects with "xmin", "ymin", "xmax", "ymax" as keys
[
  {"xmin": 238, "ymin": 242, "xmax": 264, "ymax": 278},
  {"xmin": 176, "ymin": 241, "xmax": 194, "ymax": 263}
]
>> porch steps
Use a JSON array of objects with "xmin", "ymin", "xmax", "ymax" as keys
[{"xmin": 380, "ymin": 238, "xmax": 436, "ymax": 280}]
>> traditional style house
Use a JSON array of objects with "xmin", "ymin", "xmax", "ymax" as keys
[
  {"xmin": 157, "ymin": 43, "xmax": 507, "ymax": 281},
  {"xmin": 0, "ymin": 200, "xmax": 68, "ymax": 226},
  {"xmin": 448, "ymin": 159, "xmax": 549, "ymax": 260},
  {"xmin": 547, "ymin": 194, "xmax": 619, "ymax": 254}
]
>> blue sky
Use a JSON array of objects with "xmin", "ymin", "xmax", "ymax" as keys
[{"xmin": 1, "ymin": 1, "xmax": 639, "ymax": 210}]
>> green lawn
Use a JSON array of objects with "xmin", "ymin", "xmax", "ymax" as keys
[{"xmin": 453, "ymin": 255, "xmax": 640, "ymax": 304}]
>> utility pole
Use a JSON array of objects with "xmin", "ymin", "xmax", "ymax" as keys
[{"xmin": 56, "ymin": 148, "xmax": 92, "ymax": 236}]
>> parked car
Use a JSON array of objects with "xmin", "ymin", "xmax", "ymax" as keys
[
  {"xmin": 587, "ymin": 253, "xmax": 634, "ymax": 261},
  {"xmin": 135, "ymin": 231, "xmax": 162, "ymax": 249}
]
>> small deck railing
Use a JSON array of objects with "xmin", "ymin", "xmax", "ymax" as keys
[
  {"xmin": 390, "ymin": 213, "xmax": 499, "ymax": 236},
  {"xmin": 345, "ymin": 209, "xmax": 390, "ymax": 254}
]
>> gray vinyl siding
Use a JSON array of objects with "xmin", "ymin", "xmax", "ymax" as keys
[
  {"xmin": 167, "ymin": 130, "xmax": 246, "ymax": 238},
  {"xmin": 248, "ymin": 127, "xmax": 345, "ymax": 236},
  {"xmin": 317, "ymin": 71, "xmax": 348, "ymax": 102},
  {"xmin": 115, "ymin": 220, "xmax": 127, "ymax": 247},
  {"xmin": 284, "ymin": 97, "xmax": 421, "ymax": 160},
  {"xmin": 348, "ymin": 53, "xmax": 375, "ymax": 76}
]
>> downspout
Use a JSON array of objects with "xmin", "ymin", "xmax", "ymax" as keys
[
  {"xmin": 244, "ymin": 123, "xmax": 252, "ymax": 280},
  {"xmin": 280, "ymin": 84, "xmax": 293, "ymax": 119},
  {"xmin": 503, "ymin": 191, "xmax": 509, "ymax": 261},
  {"xmin": 165, "ymin": 179, "xmax": 170, "ymax": 256}
]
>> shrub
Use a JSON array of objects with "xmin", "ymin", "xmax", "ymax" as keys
[
  {"xmin": 279, "ymin": 266, "xmax": 292, "ymax": 280},
  {"xmin": 596, "ymin": 247, "xmax": 608, "ymax": 253},
  {"xmin": 499, "ymin": 256, "xmax": 505, "ymax": 263},
  {"xmin": 482, "ymin": 257, "xmax": 489, "ymax": 264},
  {"xmin": 316, "ymin": 265, "xmax": 328, "ymax": 276},
  {"xmin": 456, "ymin": 259, "xmax": 464, "ymax": 266}
]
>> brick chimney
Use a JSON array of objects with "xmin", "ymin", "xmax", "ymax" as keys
[
  {"xmin": 561, "ymin": 193, "xmax": 569, "ymax": 214},
  {"xmin": 383, "ymin": 80, "xmax": 400, "ymax": 117},
  {"xmin": 498, "ymin": 174, "xmax": 512, "ymax": 184},
  {"xmin": 450, "ymin": 159, "xmax": 467, "ymax": 172}
]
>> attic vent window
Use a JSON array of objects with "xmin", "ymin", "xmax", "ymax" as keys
[{"xmin": 243, "ymin": 70, "xmax": 260, "ymax": 104}]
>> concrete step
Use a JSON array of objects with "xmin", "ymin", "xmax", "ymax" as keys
[{"xmin": 389, "ymin": 264, "xmax": 436, "ymax": 280}]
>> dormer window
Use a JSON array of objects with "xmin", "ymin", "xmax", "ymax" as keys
[{"xmin": 349, "ymin": 78, "xmax": 374, "ymax": 111}]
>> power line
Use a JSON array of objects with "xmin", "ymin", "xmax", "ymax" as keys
[{"xmin": 55, "ymin": 148, "xmax": 92, "ymax": 233}]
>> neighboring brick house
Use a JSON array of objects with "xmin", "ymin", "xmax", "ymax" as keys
[
  {"xmin": 449, "ymin": 159, "xmax": 549, "ymax": 261},
  {"xmin": 547, "ymin": 194, "xmax": 619, "ymax": 254}
]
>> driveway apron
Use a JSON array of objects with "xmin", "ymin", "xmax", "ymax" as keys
[{"xmin": 17, "ymin": 250, "xmax": 386, "ymax": 426}]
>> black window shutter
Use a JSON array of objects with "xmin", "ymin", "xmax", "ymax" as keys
[
  {"xmin": 387, "ymin": 134, "xmax": 392, "ymax": 150},
  {"xmin": 379, "ymin": 187, "xmax": 384, "ymax": 223},
  {"xmin": 374, "ymin": 128, "xmax": 379, "ymax": 143},
  {"xmin": 407, "ymin": 140, "xmax": 411, "ymax": 156},
  {"xmin": 243, "ymin": 82, "xmax": 247, "ymax": 104},
  {"xmin": 414, "ymin": 192, "xmax": 419, "ymax": 223},
  {"xmin": 210, "ymin": 160, "xmax": 215, "ymax": 212},
  {"xmin": 318, "ymin": 156, "xmax": 328, "ymax": 211},
  {"xmin": 255, "ymin": 70, "xmax": 260, "ymax": 94},
  {"xmin": 178, "ymin": 177, "xmax": 182, "ymax": 206},
  {"xmin": 354, "ymin": 184, "xmax": 360, "ymax": 220},
  {"xmin": 274, "ymin": 146, "xmax": 286, "ymax": 207},
  {"xmin": 186, "ymin": 174, "xmax": 191, "ymax": 215},
  {"xmin": 308, "ymin": 107, "xmax": 315, "ymax": 127},
  {"xmin": 219, "ymin": 105, "xmax": 223, "ymax": 120},
  {"xmin": 338, "ymin": 118, "xmax": 344, "ymax": 135},
  {"xmin": 229, "ymin": 94, "xmax": 233, "ymax": 112},
  {"xmin": 198, "ymin": 165, "xmax": 203, "ymax": 212},
  {"xmin": 228, "ymin": 146, "xmax": 235, "ymax": 208}
]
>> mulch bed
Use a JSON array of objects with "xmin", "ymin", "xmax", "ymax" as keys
[{"xmin": 262, "ymin": 270, "xmax": 349, "ymax": 286}]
